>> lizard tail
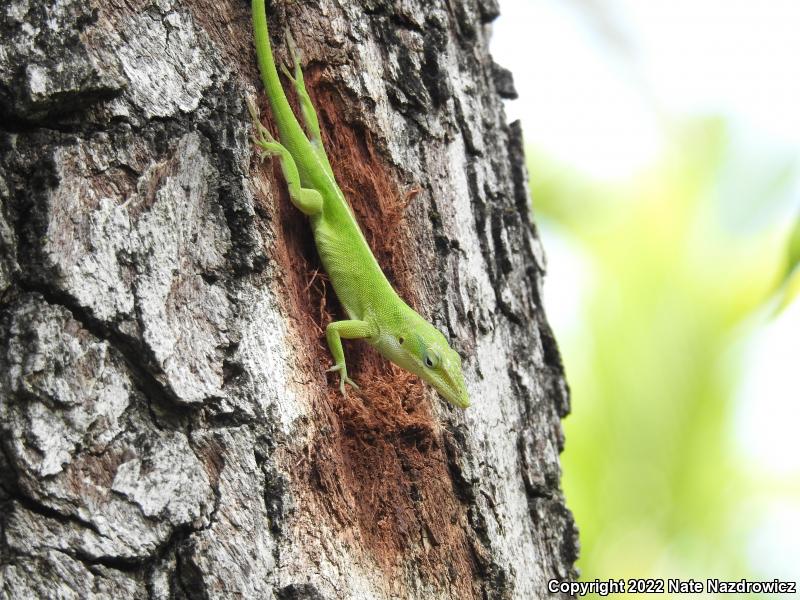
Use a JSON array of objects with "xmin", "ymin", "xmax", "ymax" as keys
[{"xmin": 251, "ymin": 0, "xmax": 307, "ymax": 146}]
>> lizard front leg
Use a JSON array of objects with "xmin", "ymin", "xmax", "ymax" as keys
[{"xmin": 325, "ymin": 319, "xmax": 375, "ymax": 395}]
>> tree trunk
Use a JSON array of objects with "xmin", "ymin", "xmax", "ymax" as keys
[{"xmin": 0, "ymin": 0, "xmax": 577, "ymax": 597}]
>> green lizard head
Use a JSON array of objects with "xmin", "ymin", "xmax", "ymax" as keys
[{"xmin": 384, "ymin": 321, "xmax": 470, "ymax": 409}]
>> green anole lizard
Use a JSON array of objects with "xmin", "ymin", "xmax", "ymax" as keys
[{"xmin": 248, "ymin": 0, "xmax": 470, "ymax": 408}]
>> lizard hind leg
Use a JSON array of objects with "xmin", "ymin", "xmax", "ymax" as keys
[
  {"xmin": 280, "ymin": 32, "xmax": 324, "ymax": 146},
  {"xmin": 279, "ymin": 34, "xmax": 335, "ymax": 179},
  {"xmin": 248, "ymin": 97, "xmax": 323, "ymax": 216}
]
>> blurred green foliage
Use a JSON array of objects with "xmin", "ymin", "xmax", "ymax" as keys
[
  {"xmin": 775, "ymin": 215, "xmax": 800, "ymax": 314},
  {"xmin": 529, "ymin": 118, "xmax": 796, "ymax": 594}
]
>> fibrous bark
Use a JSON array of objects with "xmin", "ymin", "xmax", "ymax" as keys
[{"xmin": 0, "ymin": 0, "xmax": 578, "ymax": 598}]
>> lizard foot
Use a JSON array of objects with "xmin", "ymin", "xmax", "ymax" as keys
[
  {"xmin": 246, "ymin": 97, "xmax": 281, "ymax": 159},
  {"xmin": 326, "ymin": 364, "xmax": 359, "ymax": 396}
]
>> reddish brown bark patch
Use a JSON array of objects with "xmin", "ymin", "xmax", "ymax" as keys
[
  {"xmin": 309, "ymin": 363, "xmax": 477, "ymax": 596},
  {"xmin": 247, "ymin": 66, "xmax": 479, "ymax": 594}
]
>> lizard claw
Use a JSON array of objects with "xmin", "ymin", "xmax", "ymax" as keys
[
  {"xmin": 280, "ymin": 62, "xmax": 296, "ymax": 85},
  {"xmin": 247, "ymin": 96, "xmax": 277, "ymax": 146},
  {"xmin": 246, "ymin": 96, "xmax": 265, "ymax": 131},
  {"xmin": 338, "ymin": 376, "xmax": 359, "ymax": 397}
]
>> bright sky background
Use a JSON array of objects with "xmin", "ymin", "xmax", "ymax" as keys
[
  {"xmin": 491, "ymin": 0, "xmax": 800, "ymax": 578},
  {"xmin": 492, "ymin": 0, "xmax": 800, "ymax": 178}
]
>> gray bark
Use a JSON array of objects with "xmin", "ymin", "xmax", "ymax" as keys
[{"xmin": 0, "ymin": 0, "xmax": 578, "ymax": 598}]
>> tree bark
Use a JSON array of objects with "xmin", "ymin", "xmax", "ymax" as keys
[{"xmin": 0, "ymin": 0, "xmax": 578, "ymax": 598}]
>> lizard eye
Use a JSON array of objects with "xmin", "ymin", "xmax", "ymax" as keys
[
  {"xmin": 398, "ymin": 336, "xmax": 405, "ymax": 345},
  {"xmin": 423, "ymin": 351, "xmax": 439, "ymax": 369}
]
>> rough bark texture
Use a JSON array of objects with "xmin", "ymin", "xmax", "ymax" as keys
[{"xmin": 0, "ymin": 0, "xmax": 578, "ymax": 598}]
